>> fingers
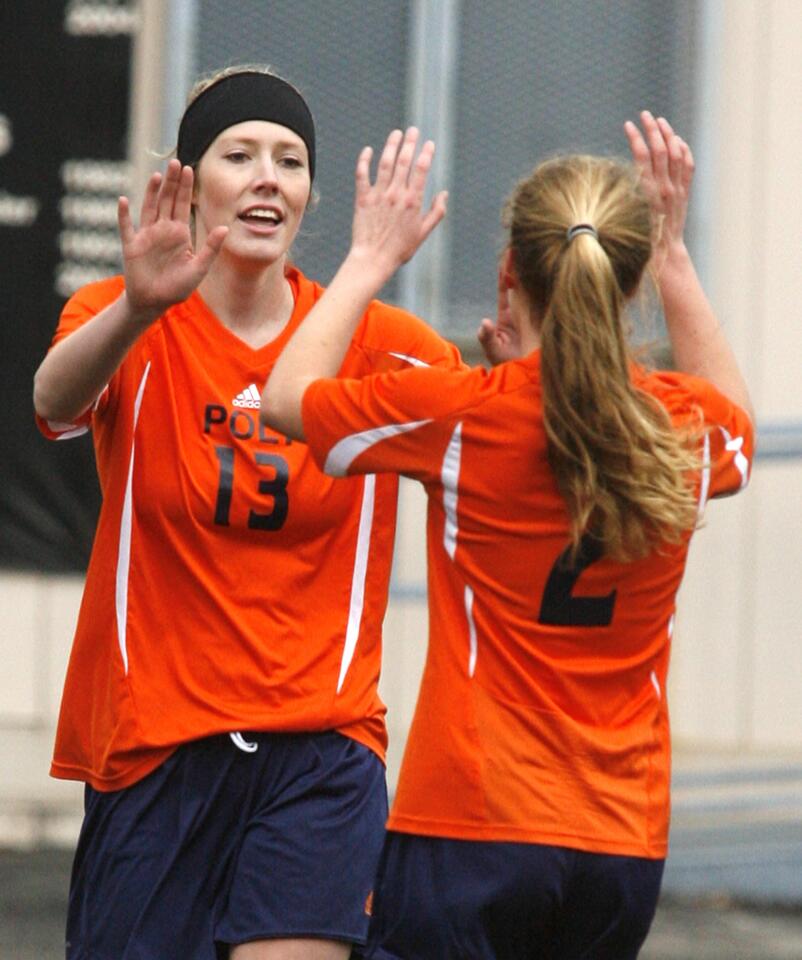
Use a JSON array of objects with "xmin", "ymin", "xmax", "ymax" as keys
[
  {"xmin": 194, "ymin": 225, "xmax": 229, "ymax": 274},
  {"xmin": 155, "ymin": 159, "xmax": 182, "ymax": 220},
  {"xmin": 372, "ymin": 127, "xmax": 432, "ymax": 195},
  {"xmin": 117, "ymin": 196, "xmax": 135, "ymax": 246},
  {"xmin": 352, "ymin": 127, "xmax": 446, "ymax": 264},
  {"xmin": 476, "ymin": 318, "xmax": 499, "ymax": 365},
  {"xmin": 172, "ymin": 164, "xmax": 195, "ymax": 225},
  {"xmin": 375, "ymin": 129, "xmax": 404, "ymax": 189},
  {"xmin": 420, "ymin": 189, "xmax": 448, "ymax": 239},
  {"xmin": 624, "ymin": 120, "xmax": 650, "ymax": 177},
  {"xmin": 390, "ymin": 127, "xmax": 420, "ymax": 192},
  {"xmin": 641, "ymin": 111, "xmax": 668, "ymax": 182},
  {"xmin": 139, "ymin": 170, "xmax": 163, "ymax": 228},
  {"xmin": 355, "ymin": 145, "xmax": 373, "ymax": 202},
  {"xmin": 136, "ymin": 160, "xmax": 195, "ymax": 238},
  {"xmin": 656, "ymin": 116, "xmax": 685, "ymax": 192},
  {"xmin": 408, "ymin": 137, "xmax": 435, "ymax": 197},
  {"xmin": 477, "ymin": 318, "xmax": 495, "ymax": 344},
  {"xmin": 679, "ymin": 138, "xmax": 695, "ymax": 193},
  {"xmin": 627, "ymin": 111, "xmax": 694, "ymax": 201}
]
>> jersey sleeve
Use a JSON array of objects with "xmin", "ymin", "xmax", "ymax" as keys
[
  {"xmin": 35, "ymin": 277, "xmax": 125, "ymax": 440},
  {"xmin": 352, "ymin": 299, "xmax": 465, "ymax": 374},
  {"xmin": 302, "ymin": 365, "xmax": 473, "ymax": 481},
  {"xmin": 646, "ymin": 369, "xmax": 755, "ymax": 501}
]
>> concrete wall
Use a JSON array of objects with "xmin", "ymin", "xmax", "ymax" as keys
[
  {"xmin": 0, "ymin": 576, "xmax": 84, "ymax": 844},
  {"xmin": 2, "ymin": 0, "xmax": 800, "ymax": 845},
  {"xmin": 668, "ymin": 0, "xmax": 802, "ymax": 748}
]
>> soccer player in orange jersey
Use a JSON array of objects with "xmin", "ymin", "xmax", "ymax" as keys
[
  {"xmin": 262, "ymin": 117, "xmax": 754, "ymax": 959},
  {"xmin": 33, "ymin": 69, "xmax": 464, "ymax": 960}
]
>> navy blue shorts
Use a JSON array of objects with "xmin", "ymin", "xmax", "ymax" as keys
[
  {"xmin": 365, "ymin": 832, "xmax": 664, "ymax": 960},
  {"xmin": 65, "ymin": 730, "xmax": 388, "ymax": 959}
]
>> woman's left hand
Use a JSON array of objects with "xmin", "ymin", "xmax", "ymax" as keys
[
  {"xmin": 624, "ymin": 111, "xmax": 694, "ymax": 270},
  {"xmin": 349, "ymin": 127, "xmax": 448, "ymax": 283}
]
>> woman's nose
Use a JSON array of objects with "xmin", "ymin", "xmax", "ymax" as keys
[{"xmin": 252, "ymin": 158, "xmax": 279, "ymax": 191}]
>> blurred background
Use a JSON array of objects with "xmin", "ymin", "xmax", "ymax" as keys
[{"xmin": 1, "ymin": 0, "xmax": 801, "ymax": 956}]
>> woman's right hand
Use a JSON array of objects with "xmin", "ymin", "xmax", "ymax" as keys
[{"xmin": 117, "ymin": 159, "xmax": 229, "ymax": 323}]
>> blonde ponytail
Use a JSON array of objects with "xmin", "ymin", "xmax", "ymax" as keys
[{"xmin": 505, "ymin": 155, "xmax": 700, "ymax": 561}]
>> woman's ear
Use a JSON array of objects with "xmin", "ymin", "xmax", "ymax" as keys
[{"xmin": 500, "ymin": 247, "xmax": 518, "ymax": 290}]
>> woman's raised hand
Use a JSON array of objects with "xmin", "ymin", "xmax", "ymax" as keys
[
  {"xmin": 477, "ymin": 269, "xmax": 523, "ymax": 366},
  {"xmin": 624, "ymin": 111, "xmax": 695, "ymax": 270},
  {"xmin": 117, "ymin": 159, "xmax": 229, "ymax": 321},
  {"xmin": 350, "ymin": 127, "xmax": 448, "ymax": 280}
]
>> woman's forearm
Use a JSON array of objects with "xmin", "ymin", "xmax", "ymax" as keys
[
  {"xmin": 262, "ymin": 252, "xmax": 389, "ymax": 439},
  {"xmin": 262, "ymin": 128, "xmax": 446, "ymax": 441},
  {"xmin": 33, "ymin": 292, "xmax": 158, "ymax": 422},
  {"xmin": 659, "ymin": 244, "xmax": 754, "ymax": 422}
]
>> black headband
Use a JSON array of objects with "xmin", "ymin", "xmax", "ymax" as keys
[{"xmin": 177, "ymin": 72, "xmax": 316, "ymax": 180}]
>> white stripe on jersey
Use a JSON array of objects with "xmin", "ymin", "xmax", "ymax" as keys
[
  {"xmin": 719, "ymin": 426, "xmax": 751, "ymax": 488},
  {"xmin": 116, "ymin": 362, "xmax": 151, "ymax": 675},
  {"xmin": 337, "ymin": 475, "xmax": 376, "ymax": 693},
  {"xmin": 48, "ymin": 384, "xmax": 110, "ymax": 439},
  {"xmin": 465, "ymin": 584, "xmax": 478, "ymax": 677},
  {"xmin": 50, "ymin": 421, "xmax": 90, "ymax": 440},
  {"xmin": 441, "ymin": 422, "xmax": 463, "ymax": 559},
  {"xmin": 387, "ymin": 352, "xmax": 431, "ymax": 368},
  {"xmin": 324, "ymin": 420, "xmax": 432, "ymax": 477}
]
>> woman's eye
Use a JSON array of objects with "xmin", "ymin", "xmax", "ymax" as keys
[
  {"xmin": 280, "ymin": 156, "xmax": 303, "ymax": 169},
  {"xmin": 226, "ymin": 151, "xmax": 249, "ymax": 163}
]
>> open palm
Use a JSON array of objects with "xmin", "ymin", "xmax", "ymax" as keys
[
  {"xmin": 118, "ymin": 159, "xmax": 228, "ymax": 317},
  {"xmin": 624, "ymin": 111, "xmax": 694, "ymax": 269},
  {"xmin": 350, "ymin": 128, "xmax": 447, "ymax": 279}
]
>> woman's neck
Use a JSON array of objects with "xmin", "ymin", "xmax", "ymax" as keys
[{"xmin": 198, "ymin": 256, "xmax": 295, "ymax": 349}]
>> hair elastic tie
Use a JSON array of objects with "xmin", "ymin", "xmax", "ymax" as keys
[
  {"xmin": 177, "ymin": 72, "xmax": 316, "ymax": 180},
  {"xmin": 566, "ymin": 223, "xmax": 599, "ymax": 244}
]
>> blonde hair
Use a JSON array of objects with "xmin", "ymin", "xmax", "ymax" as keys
[
  {"xmin": 186, "ymin": 63, "xmax": 280, "ymax": 109},
  {"xmin": 504, "ymin": 155, "xmax": 700, "ymax": 561}
]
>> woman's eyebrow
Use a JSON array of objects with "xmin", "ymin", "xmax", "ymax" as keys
[{"xmin": 218, "ymin": 135, "xmax": 306, "ymax": 152}]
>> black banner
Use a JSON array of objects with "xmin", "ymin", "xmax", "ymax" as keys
[{"xmin": 0, "ymin": 1, "xmax": 133, "ymax": 570}]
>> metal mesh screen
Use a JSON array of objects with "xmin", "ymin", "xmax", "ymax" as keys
[
  {"xmin": 447, "ymin": 0, "xmax": 699, "ymax": 333},
  {"xmin": 194, "ymin": 0, "xmax": 410, "ymax": 301},
  {"xmin": 192, "ymin": 0, "xmax": 698, "ymax": 334}
]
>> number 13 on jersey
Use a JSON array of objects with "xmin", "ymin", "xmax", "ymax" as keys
[{"xmin": 213, "ymin": 445, "xmax": 289, "ymax": 530}]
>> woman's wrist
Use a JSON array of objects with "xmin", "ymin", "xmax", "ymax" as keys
[
  {"xmin": 120, "ymin": 290, "xmax": 162, "ymax": 332},
  {"xmin": 658, "ymin": 239, "xmax": 692, "ymax": 272},
  {"xmin": 341, "ymin": 247, "xmax": 396, "ymax": 296}
]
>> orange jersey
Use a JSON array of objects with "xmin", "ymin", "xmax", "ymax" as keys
[
  {"xmin": 36, "ymin": 267, "xmax": 462, "ymax": 791},
  {"xmin": 302, "ymin": 351, "xmax": 754, "ymax": 858}
]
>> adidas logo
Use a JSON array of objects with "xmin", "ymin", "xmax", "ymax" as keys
[{"xmin": 232, "ymin": 383, "xmax": 261, "ymax": 409}]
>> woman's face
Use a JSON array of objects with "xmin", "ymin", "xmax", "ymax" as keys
[{"xmin": 193, "ymin": 119, "xmax": 312, "ymax": 266}]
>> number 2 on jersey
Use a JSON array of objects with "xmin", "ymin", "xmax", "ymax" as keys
[
  {"xmin": 538, "ymin": 533, "xmax": 617, "ymax": 627},
  {"xmin": 213, "ymin": 445, "xmax": 289, "ymax": 530}
]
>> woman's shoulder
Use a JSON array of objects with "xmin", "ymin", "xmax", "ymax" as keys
[
  {"xmin": 350, "ymin": 298, "xmax": 462, "ymax": 371},
  {"xmin": 634, "ymin": 365, "xmax": 751, "ymax": 430},
  {"xmin": 357, "ymin": 296, "xmax": 432, "ymax": 341}
]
